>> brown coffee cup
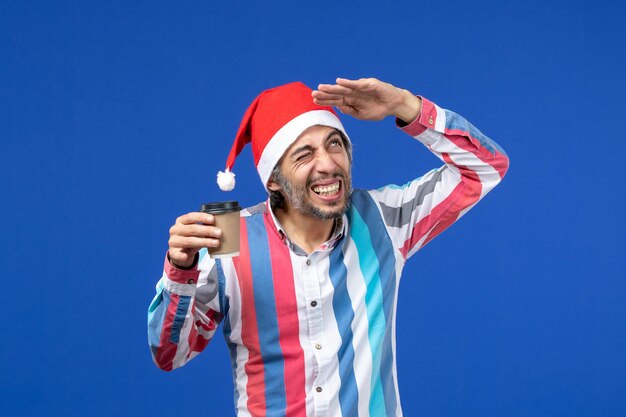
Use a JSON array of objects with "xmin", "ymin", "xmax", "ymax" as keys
[{"xmin": 200, "ymin": 201, "xmax": 241, "ymax": 258}]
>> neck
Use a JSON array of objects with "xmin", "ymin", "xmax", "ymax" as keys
[{"xmin": 273, "ymin": 204, "xmax": 335, "ymax": 254}]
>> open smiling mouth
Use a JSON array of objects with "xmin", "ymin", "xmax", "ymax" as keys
[{"xmin": 311, "ymin": 180, "xmax": 342, "ymax": 197}]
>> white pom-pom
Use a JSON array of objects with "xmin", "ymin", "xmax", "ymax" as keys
[{"xmin": 217, "ymin": 169, "xmax": 236, "ymax": 191}]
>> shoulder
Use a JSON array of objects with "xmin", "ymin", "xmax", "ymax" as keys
[
  {"xmin": 348, "ymin": 188, "xmax": 383, "ymax": 216},
  {"xmin": 241, "ymin": 201, "xmax": 267, "ymax": 217},
  {"xmin": 349, "ymin": 188, "xmax": 371, "ymax": 205},
  {"xmin": 350, "ymin": 187, "xmax": 399, "ymax": 206}
]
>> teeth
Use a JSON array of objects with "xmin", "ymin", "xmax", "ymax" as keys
[{"xmin": 313, "ymin": 182, "xmax": 340, "ymax": 195}]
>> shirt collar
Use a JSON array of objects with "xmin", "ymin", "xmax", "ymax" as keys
[{"xmin": 265, "ymin": 198, "xmax": 346, "ymax": 253}]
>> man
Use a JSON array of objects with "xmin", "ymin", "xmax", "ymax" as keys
[{"xmin": 148, "ymin": 78, "xmax": 509, "ymax": 416}]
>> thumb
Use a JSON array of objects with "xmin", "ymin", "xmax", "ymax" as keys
[{"xmin": 337, "ymin": 105, "xmax": 358, "ymax": 117}]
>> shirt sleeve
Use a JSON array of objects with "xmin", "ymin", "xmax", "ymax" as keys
[
  {"xmin": 147, "ymin": 248, "xmax": 226, "ymax": 371},
  {"xmin": 368, "ymin": 96, "xmax": 509, "ymax": 260}
]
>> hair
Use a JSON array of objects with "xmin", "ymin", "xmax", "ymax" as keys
[
  {"xmin": 268, "ymin": 165, "xmax": 288, "ymax": 210},
  {"xmin": 268, "ymin": 129, "xmax": 352, "ymax": 210}
]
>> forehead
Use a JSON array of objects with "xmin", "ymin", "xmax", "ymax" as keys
[{"xmin": 286, "ymin": 125, "xmax": 338, "ymax": 153}]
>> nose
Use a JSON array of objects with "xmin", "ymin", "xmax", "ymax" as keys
[{"xmin": 314, "ymin": 149, "xmax": 337, "ymax": 173}]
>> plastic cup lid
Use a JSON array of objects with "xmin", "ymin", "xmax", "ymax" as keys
[{"xmin": 200, "ymin": 201, "xmax": 241, "ymax": 214}]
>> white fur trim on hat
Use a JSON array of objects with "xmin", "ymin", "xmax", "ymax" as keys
[{"xmin": 257, "ymin": 110, "xmax": 347, "ymax": 188}]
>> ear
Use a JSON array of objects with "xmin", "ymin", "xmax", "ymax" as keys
[{"xmin": 267, "ymin": 178, "xmax": 282, "ymax": 192}]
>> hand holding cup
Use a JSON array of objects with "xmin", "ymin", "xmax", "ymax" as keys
[{"xmin": 168, "ymin": 212, "xmax": 223, "ymax": 268}]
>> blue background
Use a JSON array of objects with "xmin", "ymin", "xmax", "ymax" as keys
[{"xmin": 2, "ymin": 0, "xmax": 625, "ymax": 416}]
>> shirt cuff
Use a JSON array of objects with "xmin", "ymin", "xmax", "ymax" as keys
[
  {"xmin": 164, "ymin": 251, "xmax": 201, "ymax": 285},
  {"xmin": 396, "ymin": 96, "xmax": 437, "ymax": 137}
]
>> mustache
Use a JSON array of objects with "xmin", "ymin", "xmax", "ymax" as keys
[{"xmin": 306, "ymin": 172, "xmax": 347, "ymax": 188}]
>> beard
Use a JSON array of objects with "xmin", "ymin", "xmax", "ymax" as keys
[{"xmin": 274, "ymin": 170, "xmax": 352, "ymax": 220}]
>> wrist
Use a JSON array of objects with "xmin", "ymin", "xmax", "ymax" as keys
[{"xmin": 393, "ymin": 89, "xmax": 422, "ymax": 124}]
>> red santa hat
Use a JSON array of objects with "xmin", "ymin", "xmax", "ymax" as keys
[{"xmin": 217, "ymin": 81, "xmax": 349, "ymax": 191}]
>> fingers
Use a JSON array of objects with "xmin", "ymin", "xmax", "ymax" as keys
[
  {"xmin": 176, "ymin": 212, "xmax": 215, "ymax": 226},
  {"xmin": 336, "ymin": 105, "xmax": 358, "ymax": 117},
  {"xmin": 335, "ymin": 77, "xmax": 363, "ymax": 88},
  {"xmin": 312, "ymin": 89, "xmax": 345, "ymax": 107},
  {"xmin": 169, "ymin": 235, "xmax": 221, "ymax": 249},
  {"xmin": 312, "ymin": 82, "xmax": 360, "ymax": 107},
  {"xmin": 312, "ymin": 97, "xmax": 347, "ymax": 107},
  {"xmin": 167, "ymin": 211, "xmax": 226, "ymax": 269},
  {"xmin": 170, "ymin": 222, "xmax": 222, "ymax": 240},
  {"xmin": 313, "ymin": 77, "xmax": 379, "ymax": 103},
  {"xmin": 169, "ymin": 211, "xmax": 223, "ymax": 252},
  {"xmin": 315, "ymin": 83, "xmax": 353, "ymax": 95},
  {"xmin": 312, "ymin": 91, "xmax": 345, "ymax": 100},
  {"xmin": 336, "ymin": 77, "xmax": 379, "ymax": 89}
]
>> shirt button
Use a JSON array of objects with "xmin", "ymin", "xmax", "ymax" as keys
[
  {"xmin": 310, "ymin": 300, "xmax": 318, "ymax": 307},
  {"xmin": 306, "ymin": 259, "xmax": 311, "ymax": 266},
  {"xmin": 316, "ymin": 387, "xmax": 323, "ymax": 393},
  {"xmin": 187, "ymin": 279, "xmax": 195, "ymax": 284},
  {"xmin": 315, "ymin": 344, "xmax": 322, "ymax": 350}
]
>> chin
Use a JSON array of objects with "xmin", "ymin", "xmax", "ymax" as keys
[{"xmin": 303, "ymin": 193, "xmax": 350, "ymax": 220}]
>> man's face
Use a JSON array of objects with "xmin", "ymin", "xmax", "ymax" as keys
[{"xmin": 269, "ymin": 125, "xmax": 352, "ymax": 220}]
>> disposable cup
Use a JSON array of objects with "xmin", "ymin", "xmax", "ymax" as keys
[{"xmin": 200, "ymin": 201, "xmax": 241, "ymax": 258}]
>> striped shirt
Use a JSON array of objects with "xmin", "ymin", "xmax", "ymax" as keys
[{"xmin": 147, "ymin": 97, "xmax": 509, "ymax": 416}]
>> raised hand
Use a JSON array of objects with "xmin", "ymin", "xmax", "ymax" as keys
[{"xmin": 312, "ymin": 77, "xmax": 421, "ymax": 123}]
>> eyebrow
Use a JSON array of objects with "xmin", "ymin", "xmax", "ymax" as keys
[
  {"xmin": 289, "ymin": 144, "xmax": 315, "ymax": 159},
  {"xmin": 289, "ymin": 129, "xmax": 341, "ymax": 159}
]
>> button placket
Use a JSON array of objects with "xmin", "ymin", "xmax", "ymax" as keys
[
  {"xmin": 302, "ymin": 254, "xmax": 324, "ymax": 344},
  {"xmin": 301, "ymin": 255, "xmax": 329, "ymax": 415}
]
